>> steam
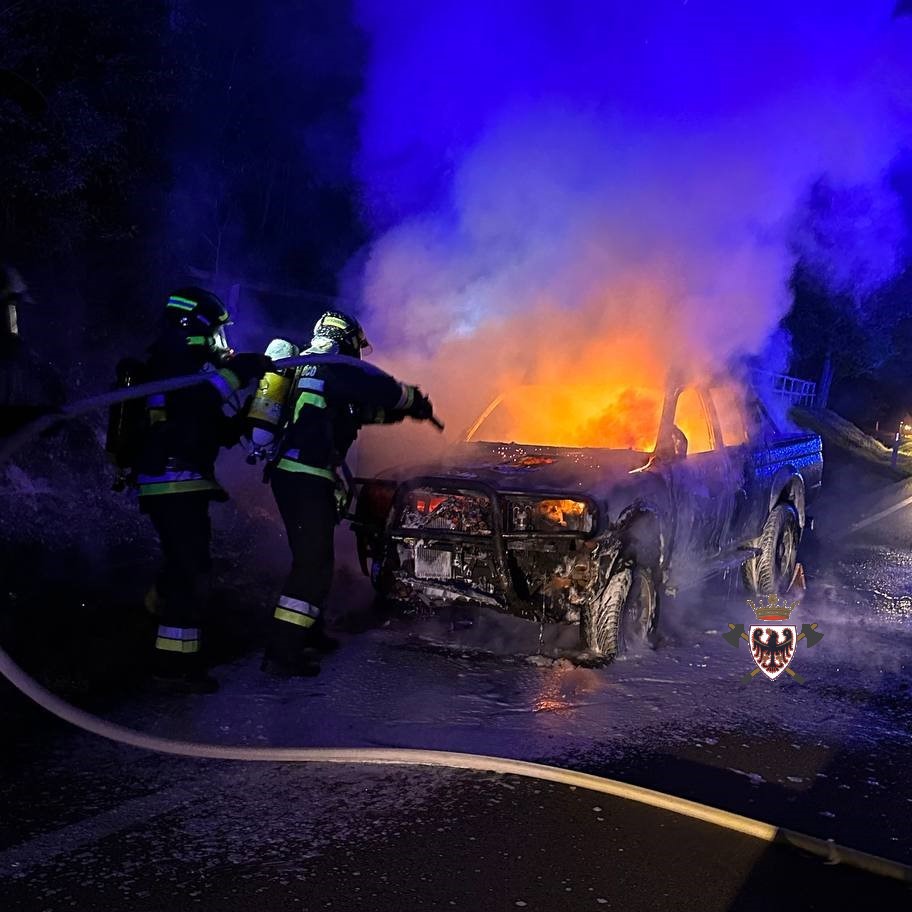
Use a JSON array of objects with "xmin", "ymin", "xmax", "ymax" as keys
[{"xmin": 347, "ymin": 1, "xmax": 912, "ymax": 464}]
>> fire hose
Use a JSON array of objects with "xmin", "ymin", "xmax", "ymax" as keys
[{"xmin": 0, "ymin": 359, "xmax": 910, "ymax": 884}]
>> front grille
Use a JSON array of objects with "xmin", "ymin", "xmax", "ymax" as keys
[{"xmin": 414, "ymin": 547, "xmax": 453, "ymax": 580}]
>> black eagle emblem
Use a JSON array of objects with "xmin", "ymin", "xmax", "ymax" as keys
[{"xmin": 751, "ymin": 627, "xmax": 795, "ymax": 675}]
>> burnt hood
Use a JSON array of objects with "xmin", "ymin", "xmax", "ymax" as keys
[{"xmin": 376, "ymin": 441, "xmax": 651, "ymax": 495}]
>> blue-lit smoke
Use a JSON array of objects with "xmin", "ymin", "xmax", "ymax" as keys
[{"xmin": 349, "ymin": 1, "xmax": 912, "ymax": 428}]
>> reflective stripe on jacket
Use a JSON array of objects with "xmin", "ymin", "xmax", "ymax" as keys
[
  {"xmin": 137, "ymin": 465, "xmax": 222, "ymax": 497},
  {"xmin": 278, "ymin": 361, "xmax": 410, "ymax": 477},
  {"xmin": 274, "ymin": 448, "xmax": 336, "ymax": 482},
  {"xmin": 135, "ymin": 332, "xmax": 244, "ymax": 486}
]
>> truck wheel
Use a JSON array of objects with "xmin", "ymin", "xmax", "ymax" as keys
[
  {"xmin": 741, "ymin": 503, "xmax": 799, "ymax": 594},
  {"xmin": 580, "ymin": 563, "xmax": 659, "ymax": 661}
]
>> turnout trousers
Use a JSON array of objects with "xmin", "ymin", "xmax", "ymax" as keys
[
  {"xmin": 266, "ymin": 468, "xmax": 337, "ymax": 665},
  {"xmin": 142, "ymin": 491, "xmax": 212, "ymax": 673}
]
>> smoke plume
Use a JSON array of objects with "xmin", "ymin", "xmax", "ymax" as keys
[{"xmin": 348, "ymin": 1, "xmax": 912, "ymax": 469}]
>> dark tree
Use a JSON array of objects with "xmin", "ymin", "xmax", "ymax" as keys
[
  {"xmin": 785, "ymin": 170, "xmax": 911, "ymax": 414},
  {"xmin": 164, "ymin": 0, "xmax": 367, "ymax": 293},
  {"xmin": 0, "ymin": 0, "xmax": 367, "ymax": 386},
  {"xmin": 0, "ymin": 0, "xmax": 189, "ymax": 259}
]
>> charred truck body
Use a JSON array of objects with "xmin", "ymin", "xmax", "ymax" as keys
[{"xmin": 352, "ymin": 377, "xmax": 822, "ymax": 661}]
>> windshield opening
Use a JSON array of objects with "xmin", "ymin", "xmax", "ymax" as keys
[{"xmin": 465, "ymin": 384, "xmax": 663, "ymax": 451}]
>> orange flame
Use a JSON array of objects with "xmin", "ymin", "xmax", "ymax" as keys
[
  {"xmin": 357, "ymin": 298, "xmax": 747, "ymax": 473},
  {"xmin": 462, "ymin": 330, "xmax": 669, "ymax": 451},
  {"xmin": 467, "ymin": 383, "xmax": 662, "ymax": 450}
]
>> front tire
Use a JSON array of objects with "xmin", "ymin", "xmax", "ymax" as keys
[
  {"xmin": 741, "ymin": 503, "xmax": 800, "ymax": 594},
  {"xmin": 580, "ymin": 563, "xmax": 659, "ymax": 660}
]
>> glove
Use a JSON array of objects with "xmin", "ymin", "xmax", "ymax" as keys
[
  {"xmin": 227, "ymin": 353, "xmax": 274, "ymax": 386},
  {"xmin": 408, "ymin": 390, "xmax": 435, "ymax": 421}
]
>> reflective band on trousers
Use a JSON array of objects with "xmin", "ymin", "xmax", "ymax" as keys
[
  {"xmin": 155, "ymin": 626, "xmax": 201, "ymax": 654},
  {"xmin": 274, "ymin": 595, "xmax": 320, "ymax": 629},
  {"xmin": 137, "ymin": 468, "xmax": 206, "ymax": 482},
  {"xmin": 274, "ymin": 458, "xmax": 335, "ymax": 482}
]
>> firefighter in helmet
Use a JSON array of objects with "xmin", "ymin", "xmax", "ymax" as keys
[
  {"xmin": 261, "ymin": 310, "xmax": 435, "ymax": 677},
  {"xmin": 133, "ymin": 287, "xmax": 272, "ymax": 692}
]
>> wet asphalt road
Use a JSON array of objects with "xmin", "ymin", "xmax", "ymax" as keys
[
  {"xmin": 1, "ymin": 730, "xmax": 909, "ymax": 912},
  {"xmin": 2, "ymin": 445, "xmax": 912, "ymax": 909}
]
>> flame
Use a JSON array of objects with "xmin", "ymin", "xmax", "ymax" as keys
[
  {"xmin": 452, "ymin": 326, "xmax": 672, "ymax": 451},
  {"xmin": 467, "ymin": 383, "xmax": 662, "ymax": 450},
  {"xmin": 358, "ymin": 306, "xmax": 747, "ymax": 474},
  {"xmin": 411, "ymin": 494, "xmax": 448, "ymax": 513},
  {"xmin": 535, "ymin": 499, "xmax": 588, "ymax": 527}
]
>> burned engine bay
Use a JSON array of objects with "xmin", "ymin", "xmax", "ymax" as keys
[{"xmin": 380, "ymin": 479, "xmax": 607, "ymax": 623}]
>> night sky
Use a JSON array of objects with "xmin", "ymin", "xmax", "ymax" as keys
[{"xmin": 1, "ymin": 2, "xmax": 910, "ymax": 417}]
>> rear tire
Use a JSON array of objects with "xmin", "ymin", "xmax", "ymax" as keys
[
  {"xmin": 580, "ymin": 563, "xmax": 659, "ymax": 661},
  {"xmin": 741, "ymin": 503, "xmax": 800, "ymax": 595}
]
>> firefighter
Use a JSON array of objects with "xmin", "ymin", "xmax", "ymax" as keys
[
  {"xmin": 261, "ymin": 310, "xmax": 435, "ymax": 677},
  {"xmin": 134, "ymin": 287, "xmax": 272, "ymax": 692},
  {"xmin": 0, "ymin": 265, "xmax": 64, "ymax": 436}
]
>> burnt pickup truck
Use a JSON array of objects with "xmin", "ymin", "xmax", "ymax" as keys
[{"xmin": 351, "ymin": 376, "xmax": 822, "ymax": 661}]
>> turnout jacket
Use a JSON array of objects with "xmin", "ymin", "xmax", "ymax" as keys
[
  {"xmin": 276, "ymin": 359, "xmax": 415, "ymax": 481},
  {"xmin": 135, "ymin": 330, "xmax": 244, "ymax": 498}
]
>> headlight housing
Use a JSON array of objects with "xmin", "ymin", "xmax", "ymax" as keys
[{"xmin": 509, "ymin": 498, "xmax": 594, "ymax": 534}]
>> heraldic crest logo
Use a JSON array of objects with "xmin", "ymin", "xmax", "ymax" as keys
[{"xmin": 721, "ymin": 593, "xmax": 824, "ymax": 683}]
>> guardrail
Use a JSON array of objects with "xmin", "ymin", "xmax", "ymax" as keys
[{"xmin": 751, "ymin": 370, "xmax": 817, "ymax": 408}]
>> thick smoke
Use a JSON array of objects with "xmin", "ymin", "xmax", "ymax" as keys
[{"xmin": 348, "ymin": 2, "xmax": 912, "ymax": 468}]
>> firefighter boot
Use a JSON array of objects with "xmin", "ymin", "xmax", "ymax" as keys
[
  {"xmin": 309, "ymin": 622, "xmax": 341, "ymax": 655},
  {"xmin": 150, "ymin": 647, "xmax": 219, "ymax": 694},
  {"xmin": 261, "ymin": 620, "xmax": 336, "ymax": 677}
]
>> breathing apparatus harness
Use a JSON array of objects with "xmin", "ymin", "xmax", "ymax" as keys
[{"xmin": 245, "ymin": 338, "xmax": 302, "ymax": 466}]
